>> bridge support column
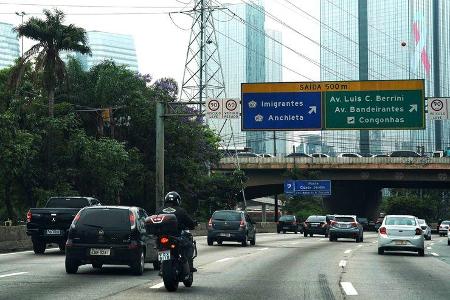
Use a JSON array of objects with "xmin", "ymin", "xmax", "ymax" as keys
[
  {"xmin": 274, "ymin": 194, "xmax": 279, "ymax": 222},
  {"xmin": 262, "ymin": 204, "xmax": 267, "ymax": 222}
]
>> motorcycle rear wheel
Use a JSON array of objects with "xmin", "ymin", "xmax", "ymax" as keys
[
  {"xmin": 183, "ymin": 272, "xmax": 193, "ymax": 287},
  {"xmin": 162, "ymin": 260, "xmax": 179, "ymax": 292}
]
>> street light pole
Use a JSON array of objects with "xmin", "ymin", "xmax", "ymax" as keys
[{"xmin": 15, "ymin": 11, "xmax": 26, "ymax": 57}]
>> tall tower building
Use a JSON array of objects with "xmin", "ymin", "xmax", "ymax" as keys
[
  {"xmin": 0, "ymin": 22, "xmax": 20, "ymax": 69},
  {"xmin": 320, "ymin": 0, "xmax": 450, "ymax": 154},
  {"xmin": 211, "ymin": 1, "xmax": 285, "ymax": 155}
]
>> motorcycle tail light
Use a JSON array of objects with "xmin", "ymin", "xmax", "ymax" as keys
[{"xmin": 160, "ymin": 237, "xmax": 169, "ymax": 244}]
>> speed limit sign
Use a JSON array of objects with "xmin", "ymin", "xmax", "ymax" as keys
[{"xmin": 206, "ymin": 98, "xmax": 241, "ymax": 119}]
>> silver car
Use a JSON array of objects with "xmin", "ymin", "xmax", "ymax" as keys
[
  {"xmin": 417, "ymin": 219, "xmax": 432, "ymax": 240},
  {"xmin": 448, "ymin": 228, "xmax": 450, "ymax": 246},
  {"xmin": 377, "ymin": 215, "xmax": 425, "ymax": 256},
  {"xmin": 329, "ymin": 215, "xmax": 363, "ymax": 242},
  {"xmin": 439, "ymin": 220, "xmax": 450, "ymax": 236}
]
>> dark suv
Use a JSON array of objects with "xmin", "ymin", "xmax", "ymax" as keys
[
  {"xmin": 65, "ymin": 206, "xmax": 158, "ymax": 275},
  {"xmin": 207, "ymin": 210, "xmax": 256, "ymax": 247},
  {"xmin": 303, "ymin": 215, "xmax": 328, "ymax": 237},
  {"xmin": 277, "ymin": 215, "xmax": 300, "ymax": 234}
]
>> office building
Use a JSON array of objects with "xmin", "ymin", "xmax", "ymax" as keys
[
  {"xmin": 211, "ymin": 1, "xmax": 286, "ymax": 155},
  {"xmin": 64, "ymin": 31, "xmax": 138, "ymax": 72},
  {"xmin": 0, "ymin": 22, "xmax": 20, "ymax": 69},
  {"xmin": 320, "ymin": 0, "xmax": 450, "ymax": 154}
]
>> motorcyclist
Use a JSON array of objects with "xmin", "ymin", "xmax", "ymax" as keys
[{"xmin": 156, "ymin": 191, "xmax": 197, "ymax": 272}]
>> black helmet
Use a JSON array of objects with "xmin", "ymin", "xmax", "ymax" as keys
[{"xmin": 164, "ymin": 191, "xmax": 181, "ymax": 206}]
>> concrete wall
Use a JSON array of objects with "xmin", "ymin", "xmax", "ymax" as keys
[
  {"xmin": 0, "ymin": 225, "xmax": 32, "ymax": 253},
  {"xmin": 0, "ymin": 222, "xmax": 277, "ymax": 253}
]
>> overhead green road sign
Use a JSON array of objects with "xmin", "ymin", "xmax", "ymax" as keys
[{"xmin": 323, "ymin": 79, "xmax": 425, "ymax": 130}]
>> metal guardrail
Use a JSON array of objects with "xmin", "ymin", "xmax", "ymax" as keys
[{"xmin": 220, "ymin": 157, "xmax": 450, "ymax": 165}]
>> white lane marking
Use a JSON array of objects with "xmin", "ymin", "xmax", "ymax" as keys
[
  {"xmin": 258, "ymin": 247, "xmax": 269, "ymax": 251},
  {"xmin": 340, "ymin": 282, "xmax": 358, "ymax": 296},
  {"xmin": 430, "ymin": 243, "xmax": 434, "ymax": 246},
  {"xmin": 431, "ymin": 252, "xmax": 439, "ymax": 257},
  {"xmin": 344, "ymin": 249, "xmax": 352, "ymax": 254},
  {"xmin": 216, "ymin": 257, "xmax": 234, "ymax": 263},
  {"xmin": 320, "ymin": 238, "xmax": 327, "ymax": 241},
  {"xmin": 339, "ymin": 260, "xmax": 347, "ymax": 267},
  {"xmin": 0, "ymin": 272, "xmax": 28, "ymax": 278},
  {"xmin": 427, "ymin": 247, "xmax": 432, "ymax": 250},
  {"xmin": 290, "ymin": 242, "xmax": 299, "ymax": 245},
  {"xmin": 357, "ymin": 245, "xmax": 363, "ymax": 247},
  {"xmin": 372, "ymin": 241, "xmax": 377, "ymax": 244},
  {"xmin": 150, "ymin": 282, "xmax": 165, "ymax": 289}
]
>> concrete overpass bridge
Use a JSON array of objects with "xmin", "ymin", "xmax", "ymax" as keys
[{"xmin": 215, "ymin": 157, "xmax": 450, "ymax": 217}]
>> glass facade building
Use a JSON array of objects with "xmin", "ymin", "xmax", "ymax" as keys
[
  {"xmin": 211, "ymin": 1, "xmax": 287, "ymax": 155},
  {"xmin": 0, "ymin": 22, "xmax": 19, "ymax": 69},
  {"xmin": 65, "ymin": 31, "xmax": 138, "ymax": 72},
  {"xmin": 320, "ymin": 0, "xmax": 450, "ymax": 155}
]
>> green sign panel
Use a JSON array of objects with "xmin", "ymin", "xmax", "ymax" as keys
[{"xmin": 324, "ymin": 90, "xmax": 425, "ymax": 130}]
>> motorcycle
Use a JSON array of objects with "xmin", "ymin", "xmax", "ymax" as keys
[{"xmin": 145, "ymin": 214, "xmax": 197, "ymax": 292}]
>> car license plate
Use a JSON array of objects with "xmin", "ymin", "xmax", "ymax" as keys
[
  {"xmin": 45, "ymin": 229, "xmax": 61, "ymax": 235},
  {"xmin": 158, "ymin": 250, "xmax": 171, "ymax": 261},
  {"xmin": 311, "ymin": 224, "xmax": 318, "ymax": 227},
  {"xmin": 219, "ymin": 233, "xmax": 231, "ymax": 237},
  {"xmin": 90, "ymin": 248, "xmax": 110, "ymax": 256},
  {"xmin": 394, "ymin": 240, "xmax": 407, "ymax": 245}
]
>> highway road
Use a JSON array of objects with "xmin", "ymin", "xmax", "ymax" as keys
[{"xmin": 0, "ymin": 233, "xmax": 449, "ymax": 300}]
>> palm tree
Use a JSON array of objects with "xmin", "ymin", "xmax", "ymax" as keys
[{"xmin": 10, "ymin": 9, "xmax": 91, "ymax": 117}]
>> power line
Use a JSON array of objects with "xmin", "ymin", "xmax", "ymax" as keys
[{"xmin": 0, "ymin": 2, "xmax": 187, "ymax": 9}]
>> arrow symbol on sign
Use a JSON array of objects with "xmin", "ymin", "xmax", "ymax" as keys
[
  {"xmin": 409, "ymin": 104, "xmax": 418, "ymax": 112},
  {"xmin": 308, "ymin": 106, "xmax": 317, "ymax": 114}
]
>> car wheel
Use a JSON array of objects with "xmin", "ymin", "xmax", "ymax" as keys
[
  {"xmin": 241, "ymin": 236, "xmax": 248, "ymax": 247},
  {"xmin": 324, "ymin": 233, "xmax": 329, "ymax": 238},
  {"xmin": 448, "ymin": 240, "xmax": 450, "ymax": 246},
  {"xmin": 361, "ymin": 235, "xmax": 364, "ymax": 242},
  {"xmin": 207, "ymin": 238, "xmax": 213, "ymax": 246},
  {"xmin": 32, "ymin": 240, "xmax": 46, "ymax": 254},
  {"xmin": 378, "ymin": 248, "xmax": 384, "ymax": 255},
  {"xmin": 131, "ymin": 250, "xmax": 145, "ymax": 275},
  {"xmin": 309, "ymin": 233, "xmax": 313, "ymax": 237},
  {"xmin": 356, "ymin": 237, "xmax": 360, "ymax": 243},
  {"xmin": 283, "ymin": 230, "xmax": 286, "ymax": 234},
  {"xmin": 304, "ymin": 232, "xmax": 308, "ymax": 237},
  {"xmin": 58, "ymin": 242, "xmax": 66, "ymax": 252},
  {"xmin": 92, "ymin": 263, "xmax": 103, "ymax": 269},
  {"xmin": 418, "ymin": 249, "xmax": 425, "ymax": 257},
  {"xmin": 65, "ymin": 258, "xmax": 79, "ymax": 274},
  {"xmin": 329, "ymin": 235, "xmax": 334, "ymax": 242},
  {"xmin": 277, "ymin": 230, "xmax": 280, "ymax": 234},
  {"xmin": 153, "ymin": 261, "xmax": 161, "ymax": 270},
  {"xmin": 250, "ymin": 235, "xmax": 256, "ymax": 246},
  {"xmin": 217, "ymin": 240, "xmax": 223, "ymax": 245},
  {"xmin": 294, "ymin": 230, "xmax": 298, "ymax": 234}
]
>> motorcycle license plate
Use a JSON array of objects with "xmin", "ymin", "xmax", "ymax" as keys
[
  {"xmin": 45, "ymin": 229, "xmax": 61, "ymax": 235},
  {"xmin": 158, "ymin": 250, "xmax": 171, "ymax": 261}
]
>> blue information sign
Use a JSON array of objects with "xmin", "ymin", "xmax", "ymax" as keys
[
  {"xmin": 242, "ymin": 92, "xmax": 322, "ymax": 130},
  {"xmin": 284, "ymin": 180, "xmax": 331, "ymax": 196}
]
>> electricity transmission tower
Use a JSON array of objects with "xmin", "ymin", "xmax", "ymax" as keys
[{"xmin": 180, "ymin": 0, "xmax": 226, "ymax": 109}]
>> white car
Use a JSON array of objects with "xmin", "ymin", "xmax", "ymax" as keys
[
  {"xmin": 377, "ymin": 215, "xmax": 425, "ymax": 256},
  {"xmin": 439, "ymin": 220, "xmax": 450, "ymax": 236},
  {"xmin": 337, "ymin": 153, "xmax": 362, "ymax": 158}
]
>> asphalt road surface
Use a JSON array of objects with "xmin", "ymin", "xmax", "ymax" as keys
[{"xmin": 0, "ymin": 233, "xmax": 449, "ymax": 300}]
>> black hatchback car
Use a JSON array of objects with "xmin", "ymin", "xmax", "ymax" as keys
[
  {"xmin": 207, "ymin": 210, "xmax": 256, "ymax": 247},
  {"xmin": 277, "ymin": 215, "xmax": 301, "ymax": 234},
  {"xmin": 65, "ymin": 206, "xmax": 158, "ymax": 275}
]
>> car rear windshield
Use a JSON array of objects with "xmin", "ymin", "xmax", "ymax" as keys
[
  {"xmin": 335, "ymin": 217, "xmax": 355, "ymax": 222},
  {"xmin": 46, "ymin": 197, "xmax": 90, "ymax": 208},
  {"xmin": 306, "ymin": 216, "xmax": 325, "ymax": 222},
  {"xmin": 78, "ymin": 208, "xmax": 130, "ymax": 229},
  {"xmin": 385, "ymin": 217, "xmax": 416, "ymax": 226},
  {"xmin": 279, "ymin": 215, "xmax": 295, "ymax": 221},
  {"xmin": 417, "ymin": 219, "xmax": 425, "ymax": 224},
  {"xmin": 442, "ymin": 221, "xmax": 450, "ymax": 225},
  {"xmin": 212, "ymin": 211, "xmax": 242, "ymax": 221}
]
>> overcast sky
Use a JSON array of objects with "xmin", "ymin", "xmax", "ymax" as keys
[{"xmin": 0, "ymin": 0, "xmax": 320, "ymax": 85}]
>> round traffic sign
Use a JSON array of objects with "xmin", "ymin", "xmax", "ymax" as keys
[
  {"xmin": 430, "ymin": 99, "xmax": 444, "ymax": 112},
  {"xmin": 208, "ymin": 99, "xmax": 220, "ymax": 111},
  {"xmin": 225, "ymin": 99, "xmax": 238, "ymax": 111}
]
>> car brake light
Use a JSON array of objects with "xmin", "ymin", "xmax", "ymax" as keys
[
  {"xmin": 129, "ymin": 212, "xmax": 136, "ymax": 229},
  {"xmin": 160, "ymin": 237, "xmax": 169, "ymax": 244},
  {"xmin": 70, "ymin": 212, "xmax": 81, "ymax": 228},
  {"xmin": 240, "ymin": 219, "xmax": 246, "ymax": 229},
  {"xmin": 330, "ymin": 220, "xmax": 337, "ymax": 226},
  {"xmin": 379, "ymin": 227, "xmax": 387, "ymax": 235},
  {"xmin": 26, "ymin": 210, "xmax": 32, "ymax": 223},
  {"xmin": 415, "ymin": 228, "xmax": 422, "ymax": 235},
  {"xmin": 351, "ymin": 222, "xmax": 358, "ymax": 228},
  {"xmin": 208, "ymin": 218, "xmax": 213, "ymax": 228}
]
